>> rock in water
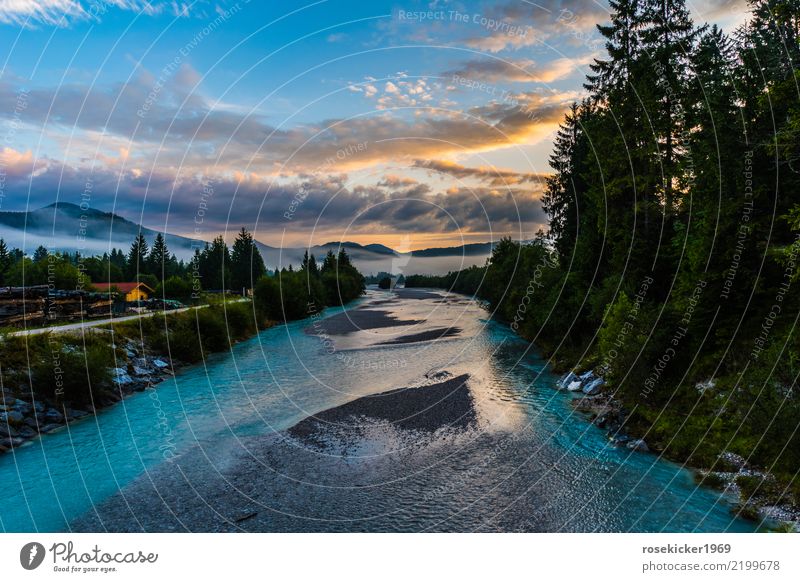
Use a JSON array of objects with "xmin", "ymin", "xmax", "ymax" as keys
[
  {"xmin": 582, "ymin": 378, "xmax": 605, "ymax": 395},
  {"xmin": 627, "ymin": 439, "xmax": 649, "ymax": 452},
  {"xmin": 567, "ymin": 380, "xmax": 583, "ymax": 392},
  {"xmin": 112, "ymin": 368, "xmax": 134, "ymax": 385},
  {"xmin": 560, "ymin": 371, "xmax": 577, "ymax": 389}
]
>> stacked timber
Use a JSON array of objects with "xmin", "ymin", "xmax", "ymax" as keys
[{"xmin": 0, "ymin": 286, "xmax": 113, "ymax": 327}]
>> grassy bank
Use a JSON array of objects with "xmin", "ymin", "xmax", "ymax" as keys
[{"xmin": 0, "ymin": 301, "xmax": 265, "ymax": 411}]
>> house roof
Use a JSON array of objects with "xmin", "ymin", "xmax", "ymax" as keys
[{"xmin": 93, "ymin": 282, "xmax": 154, "ymax": 293}]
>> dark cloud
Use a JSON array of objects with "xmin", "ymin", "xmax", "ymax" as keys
[
  {"xmin": 0, "ymin": 158, "xmax": 545, "ymax": 240},
  {"xmin": 413, "ymin": 159, "xmax": 549, "ymax": 186},
  {"xmin": 447, "ymin": 55, "xmax": 594, "ymax": 83}
]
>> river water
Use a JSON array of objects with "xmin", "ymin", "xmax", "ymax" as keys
[{"xmin": 0, "ymin": 289, "xmax": 757, "ymax": 532}]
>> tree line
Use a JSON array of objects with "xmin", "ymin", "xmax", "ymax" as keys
[
  {"xmin": 254, "ymin": 248, "xmax": 366, "ymax": 321},
  {"xmin": 408, "ymin": 0, "xmax": 800, "ymax": 505},
  {"xmin": 0, "ymin": 227, "xmax": 266, "ymax": 299}
]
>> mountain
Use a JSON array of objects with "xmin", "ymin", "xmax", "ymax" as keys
[
  {"xmin": 0, "ymin": 203, "xmax": 202, "ymax": 258},
  {"xmin": 363, "ymin": 243, "xmax": 397, "ymax": 255},
  {"xmin": 0, "ymin": 204, "xmax": 498, "ymax": 275},
  {"xmin": 411, "ymin": 242, "xmax": 495, "ymax": 257}
]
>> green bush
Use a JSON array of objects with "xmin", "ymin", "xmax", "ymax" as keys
[
  {"xmin": 156, "ymin": 275, "xmax": 193, "ymax": 300},
  {"xmin": 27, "ymin": 334, "xmax": 114, "ymax": 405},
  {"xmin": 221, "ymin": 301, "xmax": 259, "ymax": 337}
]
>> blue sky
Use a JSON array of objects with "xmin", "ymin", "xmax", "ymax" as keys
[{"xmin": 0, "ymin": 0, "xmax": 748, "ymax": 249}]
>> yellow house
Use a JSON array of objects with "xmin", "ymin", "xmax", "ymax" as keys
[{"xmin": 94, "ymin": 282, "xmax": 154, "ymax": 302}]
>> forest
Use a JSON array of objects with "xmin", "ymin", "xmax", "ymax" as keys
[{"xmin": 407, "ymin": 0, "xmax": 800, "ymax": 508}]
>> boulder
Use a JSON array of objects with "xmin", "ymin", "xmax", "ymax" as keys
[
  {"xmin": 112, "ymin": 368, "xmax": 134, "ymax": 385},
  {"xmin": 44, "ymin": 409, "xmax": 64, "ymax": 424},
  {"xmin": 579, "ymin": 370, "xmax": 594, "ymax": 382},
  {"xmin": 152, "ymin": 359, "xmax": 169, "ymax": 369},
  {"xmin": 560, "ymin": 372, "xmax": 577, "ymax": 389},
  {"xmin": 0, "ymin": 410, "xmax": 24, "ymax": 425},
  {"xmin": 567, "ymin": 380, "xmax": 583, "ymax": 392},
  {"xmin": 17, "ymin": 426, "xmax": 37, "ymax": 439},
  {"xmin": 132, "ymin": 366, "xmax": 152, "ymax": 377},
  {"xmin": 38, "ymin": 424, "xmax": 62, "ymax": 434},
  {"xmin": 0, "ymin": 424, "xmax": 19, "ymax": 438},
  {"xmin": 582, "ymin": 378, "xmax": 605, "ymax": 395},
  {"xmin": 627, "ymin": 439, "xmax": 650, "ymax": 452},
  {"xmin": 0, "ymin": 437, "xmax": 24, "ymax": 449},
  {"xmin": 33, "ymin": 401, "xmax": 45, "ymax": 413},
  {"xmin": 69, "ymin": 409, "xmax": 90, "ymax": 419},
  {"xmin": 11, "ymin": 399, "xmax": 32, "ymax": 415},
  {"xmin": 24, "ymin": 417, "xmax": 40, "ymax": 429}
]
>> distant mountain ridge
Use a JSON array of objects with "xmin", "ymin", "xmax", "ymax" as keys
[
  {"xmin": 0, "ymin": 202, "xmax": 202, "ymax": 257},
  {"xmin": 0, "ymin": 204, "xmax": 504, "ymax": 275}
]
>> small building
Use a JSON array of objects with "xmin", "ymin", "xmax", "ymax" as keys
[{"xmin": 93, "ymin": 282, "xmax": 155, "ymax": 302}]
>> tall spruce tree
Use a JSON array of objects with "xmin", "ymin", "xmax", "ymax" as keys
[
  {"xmin": 126, "ymin": 234, "xmax": 148, "ymax": 280},
  {"xmin": 230, "ymin": 227, "xmax": 266, "ymax": 291},
  {"xmin": 147, "ymin": 233, "xmax": 169, "ymax": 281}
]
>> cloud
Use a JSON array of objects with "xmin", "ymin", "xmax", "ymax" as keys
[
  {"xmin": 0, "ymin": 69, "xmax": 568, "ymax": 176},
  {"xmin": 461, "ymin": 30, "xmax": 544, "ymax": 54},
  {"xmin": 377, "ymin": 174, "xmax": 420, "ymax": 189},
  {"xmin": 447, "ymin": 55, "xmax": 595, "ymax": 83},
  {"xmin": 0, "ymin": 146, "xmax": 37, "ymax": 175},
  {"xmin": 0, "ymin": 155, "xmax": 546, "ymax": 242},
  {"xmin": 692, "ymin": 0, "xmax": 747, "ymax": 20},
  {"xmin": 0, "ymin": 0, "xmax": 177, "ymax": 26},
  {"xmin": 459, "ymin": 0, "xmax": 608, "ymax": 52},
  {"xmin": 413, "ymin": 159, "xmax": 549, "ymax": 187},
  {"xmin": 355, "ymin": 77, "xmax": 436, "ymax": 109}
]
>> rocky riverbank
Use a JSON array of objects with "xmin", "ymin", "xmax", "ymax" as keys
[
  {"xmin": 0, "ymin": 338, "xmax": 177, "ymax": 454},
  {"xmin": 559, "ymin": 368, "xmax": 799, "ymax": 532}
]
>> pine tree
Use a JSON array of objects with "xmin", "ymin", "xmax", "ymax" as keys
[
  {"xmin": 585, "ymin": 0, "xmax": 643, "ymax": 98},
  {"xmin": 337, "ymin": 248, "xmax": 352, "ymax": 268},
  {"xmin": 307, "ymin": 253, "xmax": 319, "ymax": 277},
  {"xmin": 33, "ymin": 245, "xmax": 49, "ymax": 263},
  {"xmin": 0, "ymin": 239, "xmax": 11, "ymax": 285},
  {"xmin": 321, "ymin": 249, "xmax": 336, "ymax": 273},
  {"xmin": 110, "ymin": 248, "xmax": 127, "ymax": 272},
  {"xmin": 229, "ymin": 227, "xmax": 266, "ymax": 291},
  {"xmin": 640, "ymin": 0, "xmax": 699, "ymax": 213},
  {"xmin": 542, "ymin": 102, "xmax": 591, "ymax": 266},
  {"xmin": 126, "ymin": 233, "xmax": 149, "ymax": 280},
  {"xmin": 147, "ymin": 233, "xmax": 169, "ymax": 281},
  {"xmin": 199, "ymin": 236, "xmax": 230, "ymax": 290}
]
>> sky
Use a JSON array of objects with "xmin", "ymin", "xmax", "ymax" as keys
[{"xmin": 0, "ymin": 0, "xmax": 749, "ymax": 250}]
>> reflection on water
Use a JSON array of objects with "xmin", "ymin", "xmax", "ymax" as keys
[{"xmin": 0, "ymin": 290, "xmax": 757, "ymax": 532}]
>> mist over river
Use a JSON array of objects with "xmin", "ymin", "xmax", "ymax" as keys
[{"xmin": 0, "ymin": 289, "xmax": 757, "ymax": 532}]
